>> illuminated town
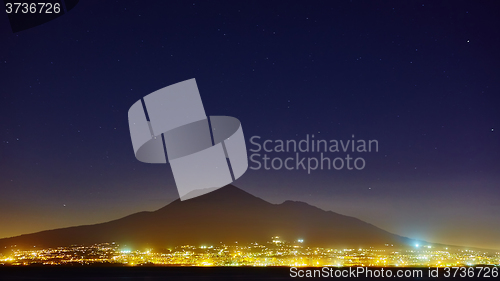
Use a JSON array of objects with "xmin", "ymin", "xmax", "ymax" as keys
[{"xmin": 1, "ymin": 237, "xmax": 499, "ymax": 267}]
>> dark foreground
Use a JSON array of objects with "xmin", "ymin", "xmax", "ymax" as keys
[{"xmin": 0, "ymin": 266, "xmax": 496, "ymax": 280}]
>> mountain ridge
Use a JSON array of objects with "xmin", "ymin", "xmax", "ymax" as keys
[{"xmin": 0, "ymin": 184, "xmax": 420, "ymax": 253}]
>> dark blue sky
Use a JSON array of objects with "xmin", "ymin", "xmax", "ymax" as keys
[{"xmin": 1, "ymin": 1, "xmax": 499, "ymax": 249}]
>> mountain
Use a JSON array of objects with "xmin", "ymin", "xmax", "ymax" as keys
[{"xmin": 0, "ymin": 185, "xmax": 420, "ymax": 253}]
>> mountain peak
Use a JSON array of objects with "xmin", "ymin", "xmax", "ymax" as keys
[
  {"xmin": 154, "ymin": 184, "xmax": 269, "ymax": 214},
  {"xmin": 168, "ymin": 184, "xmax": 264, "ymax": 204},
  {"xmin": 0, "ymin": 184, "xmax": 418, "ymax": 252}
]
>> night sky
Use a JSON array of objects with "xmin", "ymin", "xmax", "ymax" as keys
[{"xmin": 1, "ymin": 1, "xmax": 499, "ymax": 250}]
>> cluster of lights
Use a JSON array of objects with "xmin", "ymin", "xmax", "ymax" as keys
[{"xmin": 1, "ymin": 239, "xmax": 499, "ymax": 267}]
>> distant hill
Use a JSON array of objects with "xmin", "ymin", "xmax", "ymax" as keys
[{"xmin": 0, "ymin": 185, "xmax": 421, "ymax": 253}]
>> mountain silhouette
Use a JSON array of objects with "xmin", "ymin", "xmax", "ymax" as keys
[{"xmin": 0, "ymin": 185, "xmax": 419, "ymax": 252}]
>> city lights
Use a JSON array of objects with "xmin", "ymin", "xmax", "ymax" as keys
[{"xmin": 1, "ymin": 239, "xmax": 499, "ymax": 267}]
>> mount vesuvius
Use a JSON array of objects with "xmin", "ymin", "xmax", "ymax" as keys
[{"xmin": 0, "ymin": 185, "xmax": 421, "ymax": 253}]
